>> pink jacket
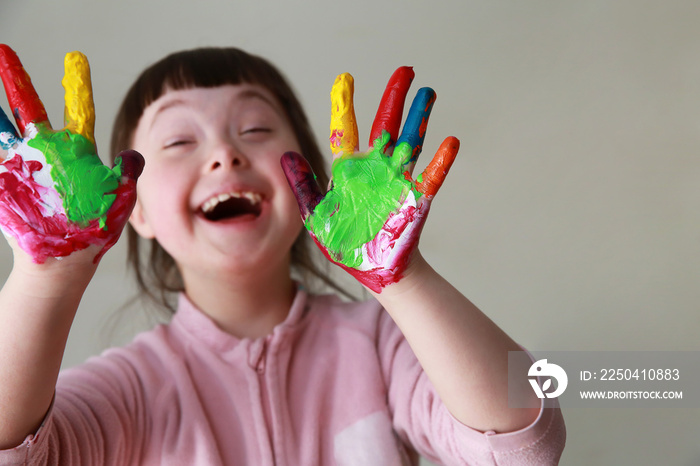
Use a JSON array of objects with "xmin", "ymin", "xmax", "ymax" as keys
[{"xmin": 1, "ymin": 289, "xmax": 565, "ymax": 465}]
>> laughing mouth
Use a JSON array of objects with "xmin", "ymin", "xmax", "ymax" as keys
[{"xmin": 200, "ymin": 191, "xmax": 263, "ymax": 221}]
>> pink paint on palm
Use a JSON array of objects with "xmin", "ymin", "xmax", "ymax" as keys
[
  {"xmin": 2, "ymin": 156, "xmax": 80, "ymax": 260},
  {"xmin": 365, "ymin": 205, "xmax": 419, "ymax": 265},
  {"xmin": 0, "ymin": 151, "xmax": 139, "ymax": 263},
  {"xmin": 308, "ymin": 200, "xmax": 428, "ymax": 293}
]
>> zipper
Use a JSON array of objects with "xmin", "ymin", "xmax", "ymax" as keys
[
  {"xmin": 256, "ymin": 338, "xmax": 277, "ymax": 465},
  {"xmin": 256, "ymin": 340, "xmax": 267, "ymax": 374}
]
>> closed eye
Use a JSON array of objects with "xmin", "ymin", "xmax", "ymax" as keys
[
  {"xmin": 241, "ymin": 127, "xmax": 271, "ymax": 135},
  {"xmin": 239, "ymin": 127, "xmax": 273, "ymax": 143},
  {"xmin": 164, "ymin": 139, "xmax": 194, "ymax": 149}
]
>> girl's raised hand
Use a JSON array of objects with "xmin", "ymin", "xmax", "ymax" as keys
[
  {"xmin": 282, "ymin": 67, "xmax": 459, "ymax": 293},
  {"xmin": 0, "ymin": 45, "xmax": 143, "ymax": 264}
]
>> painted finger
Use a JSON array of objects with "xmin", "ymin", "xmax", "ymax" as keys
[
  {"xmin": 416, "ymin": 136, "xmax": 459, "ymax": 198},
  {"xmin": 393, "ymin": 87, "xmax": 436, "ymax": 170},
  {"xmin": 0, "ymin": 106, "xmax": 19, "ymax": 152},
  {"xmin": 329, "ymin": 73, "xmax": 359, "ymax": 156},
  {"xmin": 110, "ymin": 150, "xmax": 144, "ymax": 217},
  {"xmin": 62, "ymin": 51, "xmax": 95, "ymax": 144},
  {"xmin": 115, "ymin": 150, "xmax": 145, "ymax": 182},
  {"xmin": 0, "ymin": 45, "xmax": 49, "ymax": 134},
  {"xmin": 369, "ymin": 66, "xmax": 415, "ymax": 148},
  {"xmin": 281, "ymin": 151, "xmax": 324, "ymax": 220},
  {"xmin": 94, "ymin": 150, "xmax": 145, "ymax": 263}
]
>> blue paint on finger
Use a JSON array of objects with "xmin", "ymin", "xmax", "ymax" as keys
[
  {"xmin": 395, "ymin": 87, "xmax": 436, "ymax": 165},
  {"xmin": 0, "ymin": 106, "xmax": 19, "ymax": 150}
]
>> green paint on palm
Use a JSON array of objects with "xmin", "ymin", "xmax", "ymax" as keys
[
  {"xmin": 28, "ymin": 124, "xmax": 121, "ymax": 229},
  {"xmin": 307, "ymin": 132, "xmax": 413, "ymax": 268}
]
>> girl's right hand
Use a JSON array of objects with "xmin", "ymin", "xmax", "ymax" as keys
[{"xmin": 0, "ymin": 45, "xmax": 143, "ymax": 265}]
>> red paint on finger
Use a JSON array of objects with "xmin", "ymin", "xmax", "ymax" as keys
[
  {"xmin": 0, "ymin": 45, "xmax": 48, "ymax": 133},
  {"xmin": 369, "ymin": 67, "xmax": 415, "ymax": 147},
  {"xmin": 419, "ymin": 116, "xmax": 429, "ymax": 137}
]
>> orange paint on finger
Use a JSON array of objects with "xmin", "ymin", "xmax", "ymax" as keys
[{"xmin": 416, "ymin": 136, "xmax": 459, "ymax": 197}]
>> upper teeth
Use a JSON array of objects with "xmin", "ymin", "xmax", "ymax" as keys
[{"xmin": 201, "ymin": 191, "xmax": 262, "ymax": 213}]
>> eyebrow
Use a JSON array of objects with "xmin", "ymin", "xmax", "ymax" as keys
[
  {"xmin": 238, "ymin": 88, "xmax": 277, "ymax": 108},
  {"xmin": 149, "ymin": 88, "xmax": 280, "ymax": 130},
  {"xmin": 149, "ymin": 98, "xmax": 189, "ymax": 130},
  {"xmin": 235, "ymin": 89, "xmax": 284, "ymax": 119}
]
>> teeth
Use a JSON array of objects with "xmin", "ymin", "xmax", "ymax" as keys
[{"xmin": 201, "ymin": 191, "xmax": 262, "ymax": 213}]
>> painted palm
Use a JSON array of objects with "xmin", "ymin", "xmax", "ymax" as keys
[
  {"xmin": 282, "ymin": 67, "xmax": 459, "ymax": 292},
  {"xmin": 0, "ymin": 45, "xmax": 142, "ymax": 263}
]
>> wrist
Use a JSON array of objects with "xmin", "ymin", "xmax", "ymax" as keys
[
  {"xmin": 368, "ymin": 250, "xmax": 432, "ymax": 299},
  {"xmin": 10, "ymin": 245, "xmax": 100, "ymax": 299}
]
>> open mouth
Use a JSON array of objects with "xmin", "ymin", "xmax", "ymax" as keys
[{"xmin": 200, "ymin": 191, "xmax": 263, "ymax": 221}]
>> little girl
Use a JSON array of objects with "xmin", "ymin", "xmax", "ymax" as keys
[{"xmin": 0, "ymin": 45, "xmax": 565, "ymax": 465}]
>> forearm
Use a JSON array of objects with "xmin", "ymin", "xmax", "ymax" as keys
[
  {"xmin": 0, "ymin": 45, "xmax": 139, "ymax": 449},
  {"xmin": 0, "ymin": 252, "xmax": 96, "ymax": 449},
  {"xmin": 374, "ymin": 252, "xmax": 540, "ymax": 433}
]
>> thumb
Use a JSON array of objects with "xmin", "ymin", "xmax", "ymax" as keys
[
  {"xmin": 92, "ymin": 150, "xmax": 144, "ymax": 263},
  {"xmin": 105, "ymin": 150, "xmax": 144, "ymax": 230},
  {"xmin": 280, "ymin": 151, "xmax": 323, "ymax": 221},
  {"xmin": 115, "ymin": 149, "xmax": 145, "ymax": 182},
  {"xmin": 107, "ymin": 149, "xmax": 144, "ymax": 223}
]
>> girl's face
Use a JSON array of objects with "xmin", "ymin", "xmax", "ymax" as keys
[{"xmin": 129, "ymin": 84, "xmax": 304, "ymax": 282}]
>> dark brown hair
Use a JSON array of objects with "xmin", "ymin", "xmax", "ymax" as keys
[{"xmin": 110, "ymin": 47, "xmax": 352, "ymax": 313}]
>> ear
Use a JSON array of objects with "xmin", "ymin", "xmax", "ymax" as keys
[{"xmin": 128, "ymin": 199, "xmax": 156, "ymax": 239}]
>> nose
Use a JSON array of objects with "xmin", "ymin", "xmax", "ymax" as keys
[{"xmin": 207, "ymin": 140, "xmax": 249, "ymax": 172}]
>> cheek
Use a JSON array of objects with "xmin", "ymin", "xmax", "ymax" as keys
[
  {"xmin": 139, "ymin": 156, "xmax": 191, "ymax": 199},
  {"xmin": 280, "ymin": 184, "xmax": 305, "ymax": 238},
  {"xmin": 136, "ymin": 164, "xmax": 192, "ymax": 226}
]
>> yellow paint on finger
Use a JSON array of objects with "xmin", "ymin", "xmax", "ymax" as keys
[
  {"xmin": 62, "ymin": 51, "xmax": 95, "ymax": 144},
  {"xmin": 329, "ymin": 73, "xmax": 358, "ymax": 156}
]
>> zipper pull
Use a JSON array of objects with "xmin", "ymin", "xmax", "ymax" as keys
[{"xmin": 256, "ymin": 340, "xmax": 267, "ymax": 374}]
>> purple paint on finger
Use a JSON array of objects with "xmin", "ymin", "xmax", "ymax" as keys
[{"xmin": 281, "ymin": 151, "xmax": 323, "ymax": 220}]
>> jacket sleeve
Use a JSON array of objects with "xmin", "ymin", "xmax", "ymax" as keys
[
  {"xmin": 377, "ymin": 310, "xmax": 566, "ymax": 465},
  {"xmin": 0, "ymin": 351, "xmax": 149, "ymax": 466}
]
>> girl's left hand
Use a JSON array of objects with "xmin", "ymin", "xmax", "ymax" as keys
[{"xmin": 282, "ymin": 67, "xmax": 459, "ymax": 293}]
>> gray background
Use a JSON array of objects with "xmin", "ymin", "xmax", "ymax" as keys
[{"xmin": 2, "ymin": 0, "xmax": 700, "ymax": 464}]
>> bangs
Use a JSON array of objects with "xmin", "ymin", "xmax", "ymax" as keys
[
  {"xmin": 110, "ymin": 47, "xmax": 290, "ymax": 157},
  {"xmin": 130, "ymin": 47, "xmax": 281, "ymax": 125},
  {"xmin": 137, "ymin": 48, "xmax": 279, "ymax": 110}
]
